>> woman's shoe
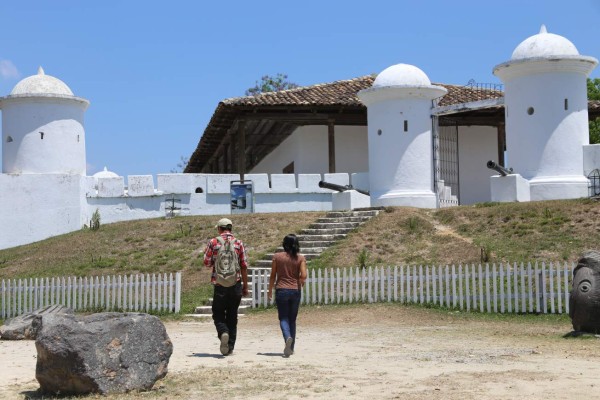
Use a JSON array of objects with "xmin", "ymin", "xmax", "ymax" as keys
[{"xmin": 284, "ymin": 337, "xmax": 293, "ymax": 357}]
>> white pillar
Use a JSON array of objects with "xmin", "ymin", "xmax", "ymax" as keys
[
  {"xmin": 358, "ymin": 64, "xmax": 447, "ymax": 208},
  {"xmin": 494, "ymin": 26, "xmax": 598, "ymax": 200}
]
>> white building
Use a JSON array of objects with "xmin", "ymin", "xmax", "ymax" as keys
[{"xmin": 1, "ymin": 26, "xmax": 599, "ymax": 250}]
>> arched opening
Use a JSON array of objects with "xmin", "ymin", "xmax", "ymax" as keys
[{"xmin": 195, "ymin": 187, "xmax": 204, "ymax": 193}]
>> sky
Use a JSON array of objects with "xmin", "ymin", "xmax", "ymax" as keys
[{"xmin": 0, "ymin": 0, "xmax": 599, "ymax": 178}]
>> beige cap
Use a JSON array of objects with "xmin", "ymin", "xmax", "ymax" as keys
[{"xmin": 215, "ymin": 218, "xmax": 233, "ymax": 228}]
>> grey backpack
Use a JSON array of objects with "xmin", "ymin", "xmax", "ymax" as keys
[{"xmin": 214, "ymin": 236, "xmax": 240, "ymax": 287}]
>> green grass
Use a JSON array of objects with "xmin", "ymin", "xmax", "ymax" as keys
[{"xmin": 3, "ymin": 198, "xmax": 600, "ymax": 316}]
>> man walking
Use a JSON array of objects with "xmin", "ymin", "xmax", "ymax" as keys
[{"xmin": 203, "ymin": 218, "xmax": 249, "ymax": 355}]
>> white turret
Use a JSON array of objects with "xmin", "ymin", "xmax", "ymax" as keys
[
  {"xmin": 358, "ymin": 63, "xmax": 447, "ymax": 208},
  {"xmin": 0, "ymin": 67, "xmax": 90, "ymax": 175},
  {"xmin": 493, "ymin": 26, "xmax": 598, "ymax": 200}
]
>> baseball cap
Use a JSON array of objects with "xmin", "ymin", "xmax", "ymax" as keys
[{"xmin": 215, "ymin": 218, "xmax": 233, "ymax": 228}]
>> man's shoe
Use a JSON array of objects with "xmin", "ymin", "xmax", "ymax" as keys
[
  {"xmin": 284, "ymin": 337, "xmax": 293, "ymax": 357},
  {"xmin": 220, "ymin": 333, "xmax": 229, "ymax": 355},
  {"xmin": 226, "ymin": 347, "xmax": 234, "ymax": 356}
]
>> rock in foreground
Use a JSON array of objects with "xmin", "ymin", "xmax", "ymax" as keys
[{"xmin": 34, "ymin": 312, "xmax": 172, "ymax": 395}]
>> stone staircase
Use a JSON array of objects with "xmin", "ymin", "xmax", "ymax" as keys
[{"xmin": 190, "ymin": 208, "xmax": 381, "ymax": 317}]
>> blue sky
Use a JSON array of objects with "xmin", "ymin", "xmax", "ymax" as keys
[{"xmin": 1, "ymin": 0, "xmax": 599, "ymax": 178}]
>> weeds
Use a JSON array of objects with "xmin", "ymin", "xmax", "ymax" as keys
[
  {"xmin": 90, "ymin": 208, "xmax": 101, "ymax": 231},
  {"xmin": 356, "ymin": 248, "xmax": 370, "ymax": 269}
]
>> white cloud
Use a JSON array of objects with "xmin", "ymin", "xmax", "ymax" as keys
[{"xmin": 0, "ymin": 60, "xmax": 20, "ymax": 79}]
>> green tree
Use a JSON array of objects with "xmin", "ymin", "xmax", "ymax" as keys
[
  {"xmin": 170, "ymin": 156, "xmax": 189, "ymax": 173},
  {"xmin": 589, "ymin": 78, "xmax": 600, "ymax": 144},
  {"xmin": 245, "ymin": 73, "xmax": 299, "ymax": 96}
]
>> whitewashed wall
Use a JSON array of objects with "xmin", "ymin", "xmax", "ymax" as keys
[
  {"xmin": 1, "ymin": 98, "xmax": 88, "ymax": 175},
  {"xmin": 457, "ymin": 126, "xmax": 498, "ymax": 205},
  {"xmin": 0, "ymin": 174, "xmax": 86, "ymax": 250},
  {"xmin": 250, "ymin": 125, "xmax": 369, "ymax": 174}
]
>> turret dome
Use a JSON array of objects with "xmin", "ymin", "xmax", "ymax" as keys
[
  {"xmin": 10, "ymin": 67, "xmax": 74, "ymax": 96},
  {"xmin": 511, "ymin": 25, "xmax": 579, "ymax": 60},
  {"xmin": 373, "ymin": 63, "xmax": 432, "ymax": 87}
]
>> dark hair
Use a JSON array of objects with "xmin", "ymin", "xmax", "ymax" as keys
[{"xmin": 282, "ymin": 234, "xmax": 300, "ymax": 257}]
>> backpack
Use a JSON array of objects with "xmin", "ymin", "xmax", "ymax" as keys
[{"xmin": 214, "ymin": 236, "xmax": 240, "ymax": 287}]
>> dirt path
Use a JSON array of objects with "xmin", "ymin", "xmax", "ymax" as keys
[{"xmin": 1, "ymin": 304, "xmax": 599, "ymax": 399}]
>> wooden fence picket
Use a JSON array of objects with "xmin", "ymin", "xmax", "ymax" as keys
[{"xmin": 0, "ymin": 272, "xmax": 182, "ymax": 318}]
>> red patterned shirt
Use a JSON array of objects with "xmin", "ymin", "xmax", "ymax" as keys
[{"xmin": 203, "ymin": 232, "xmax": 248, "ymax": 285}]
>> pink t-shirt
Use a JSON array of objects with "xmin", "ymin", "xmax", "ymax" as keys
[{"xmin": 273, "ymin": 252, "xmax": 305, "ymax": 290}]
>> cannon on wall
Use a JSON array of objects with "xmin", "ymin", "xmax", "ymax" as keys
[
  {"xmin": 318, "ymin": 181, "xmax": 370, "ymax": 196},
  {"xmin": 487, "ymin": 160, "xmax": 513, "ymax": 176}
]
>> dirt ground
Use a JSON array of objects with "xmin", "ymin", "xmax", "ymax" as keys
[{"xmin": 1, "ymin": 304, "xmax": 599, "ymax": 399}]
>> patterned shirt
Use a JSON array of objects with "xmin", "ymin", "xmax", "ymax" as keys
[{"xmin": 203, "ymin": 232, "xmax": 248, "ymax": 285}]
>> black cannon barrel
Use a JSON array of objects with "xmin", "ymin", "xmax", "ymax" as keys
[
  {"xmin": 318, "ymin": 180, "xmax": 370, "ymax": 196},
  {"xmin": 486, "ymin": 160, "xmax": 513, "ymax": 177}
]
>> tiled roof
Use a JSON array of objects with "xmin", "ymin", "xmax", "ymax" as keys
[{"xmin": 219, "ymin": 75, "xmax": 504, "ymax": 108}]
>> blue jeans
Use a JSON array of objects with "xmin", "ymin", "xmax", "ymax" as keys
[{"xmin": 275, "ymin": 289, "xmax": 301, "ymax": 349}]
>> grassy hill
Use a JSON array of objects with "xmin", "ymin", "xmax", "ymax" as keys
[{"xmin": 2, "ymin": 198, "xmax": 599, "ymax": 314}]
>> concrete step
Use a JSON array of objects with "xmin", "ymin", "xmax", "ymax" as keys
[
  {"xmin": 308, "ymin": 222, "xmax": 361, "ymax": 229},
  {"xmin": 297, "ymin": 234, "xmax": 347, "ymax": 241},
  {"xmin": 299, "ymin": 240, "xmax": 335, "ymax": 248},
  {"xmin": 194, "ymin": 304, "xmax": 251, "ymax": 314},
  {"xmin": 273, "ymin": 246, "xmax": 330, "ymax": 253},
  {"xmin": 316, "ymin": 216, "xmax": 372, "ymax": 223},
  {"xmin": 326, "ymin": 210, "xmax": 380, "ymax": 218},
  {"xmin": 202, "ymin": 297, "xmax": 253, "ymax": 307},
  {"xmin": 301, "ymin": 227, "xmax": 355, "ymax": 235}
]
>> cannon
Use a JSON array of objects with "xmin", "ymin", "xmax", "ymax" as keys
[
  {"xmin": 318, "ymin": 180, "xmax": 370, "ymax": 196},
  {"xmin": 486, "ymin": 160, "xmax": 513, "ymax": 177}
]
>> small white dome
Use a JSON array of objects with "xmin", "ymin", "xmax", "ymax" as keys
[
  {"xmin": 10, "ymin": 66, "xmax": 74, "ymax": 96},
  {"xmin": 511, "ymin": 25, "xmax": 579, "ymax": 60},
  {"xmin": 373, "ymin": 63, "xmax": 432, "ymax": 87},
  {"xmin": 93, "ymin": 167, "xmax": 119, "ymax": 180}
]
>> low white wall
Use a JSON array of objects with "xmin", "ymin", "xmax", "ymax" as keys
[
  {"xmin": 0, "ymin": 172, "xmax": 371, "ymax": 250},
  {"xmin": 0, "ymin": 174, "xmax": 86, "ymax": 250}
]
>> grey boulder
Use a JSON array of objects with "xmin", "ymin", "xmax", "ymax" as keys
[
  {"xmin": 34, "ymin": 312, "xmax": 172, "ymax": 395},
  {"xmin": 0, "ymin": 304, "xmax": 73, "ymax": 340}
]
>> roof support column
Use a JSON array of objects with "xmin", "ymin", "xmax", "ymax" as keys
[
  {"xmin": 328, "ymin": 119, "xmax": 336, "ymax": 173},
  {"xmin": 223, "ymin": 141, "xmax": 230, "ymax": 173},
  {"xmin": 237, "ymin": 119, "xmax": 246, "ymax": 180},
  {"xmin": 497, "ymin": 122, "xmax": 506, "ymax": 166}
]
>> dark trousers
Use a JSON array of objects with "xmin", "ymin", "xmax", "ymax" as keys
[{"xmin": 212, "ymin": 282, "xmax": 242, "ymax": 350}]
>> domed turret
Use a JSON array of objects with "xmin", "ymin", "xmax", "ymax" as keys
[
  {"xmin": 0, "ymin": 67, "xmax": 89, "ymax": 175},
  {"xmin": 493, "ymin": 26, "xmax": 598, "ymax": 201},
  {"xmin": 358, "ymin": 63, "xmax": 447, "ymax": 208}
]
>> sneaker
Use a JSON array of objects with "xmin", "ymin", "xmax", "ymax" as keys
[
  {"xmin": 220, "ymin": 333, "xmax": 230, "ymax": 355},
  {"xmin": 227, "ymin": 346, "xmax": 234, "ymax": 356},
  {"xmin": 284, "ymin": 337, "xmax": 293, "ymax": 357}
]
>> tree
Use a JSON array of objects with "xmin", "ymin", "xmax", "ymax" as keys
[
  {"xmin": 589, "ymin": 78, "xmax": 600, "ymax": 144},
  {"xmin": 170, "ymin": 156, "xmax": 189, "ymax": 173},
  {"xmin": 245, "ymin": 73, "xmax": 299, "ymax": 96}
]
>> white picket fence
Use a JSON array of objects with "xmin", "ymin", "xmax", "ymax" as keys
[
  {"xmin": 1, "ymin": 272, "xmax": 182, "ymax": 319},
  {"xmin": 252, "ymin": 262, "xmax": 575, "ymax": 314}
]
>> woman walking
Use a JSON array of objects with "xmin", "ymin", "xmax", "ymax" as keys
[{"xmin": 267, "ymin": 234, "xmax": 307, "ymax": 357}]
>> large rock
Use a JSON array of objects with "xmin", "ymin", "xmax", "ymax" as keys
[
  {"xmin": 0, "ymin": 304, "xmax": 73, "ymax": 340},
  {"xmin": 34, "ymin": 312, "xmax": 172, "ymax": 395},
  {"xmin": 570, "ymin": 250, "xmax": 600, "ymax": 333}
]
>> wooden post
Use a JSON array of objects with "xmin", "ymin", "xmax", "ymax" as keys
[
  {"xmin": 237, "ymin": 119, "xmax": 246, "ymax": 181},
  {"xmin": 328, "ymin": 119, "xmax": 336, "ymax": 173},
  {"xmin": 497, "ymin": 122, "xmax": 506, "ymax": 166}
]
